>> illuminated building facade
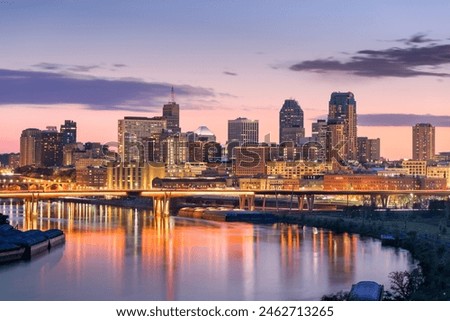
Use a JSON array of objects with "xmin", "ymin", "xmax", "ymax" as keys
[
  {"xmin": 39, "ymin": 127, "xmax": 63, "ymax": 167},
  {"xmin": 228, "ymin": 117, "xmax": 259, "ymax": 145},
  {"xmin": 412, "ymin": 123, "xmax": 435, "ymax": 161},
  {"xmin": 233, "ymin": 146, "xmax": 269, "ymax": 176},
  {"xmin": 328, "ymin": 92, "xmax": 357, "ymax": 161},
  {"xmin": 118, "ymin": 116, "xmax": 166, "ymax": 163},
  {"xmin": 60, "ymin": 120, "xmax": 77, "ymax": 146},
  {"xmin": 357, "ymin": 137, "xmax": 381, "ymax": 163},
  {"xmin": 20, "ymin": 128, "xmax": 41, "ymax": 166},
  {"xmin": 266, "ymin": 161, "xmax": 331, "ymax": 179},
  {"xmin": 402, "ymin": 160, "xmax": 427, "ymax": 176},
  {"xmin": 311, "ymin": 119, "xmax": 327, "ymax": 162},
  {"xmin": 238, "ymin": 177, "xmax": 300, "ymax": 190},
  {"xmin": 426, "ymin": 165, "xmax": 450, "ymax": 188},
  {"xmin": 107, "ymin": 162, "xmax": 166, "ymax": 190},
  {"xmin": 279, "ymin": 99, "xmax": 304, "ymax": 145},
  {"xmin": 323, "ymin": 174, "xmax": 446, "ymax": 191}
]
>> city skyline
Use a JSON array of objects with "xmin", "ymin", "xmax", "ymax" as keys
[{"xmin": 1, "ymin": 1, "xmax": 450, "ymax": 159}]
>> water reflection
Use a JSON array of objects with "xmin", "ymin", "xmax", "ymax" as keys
[{"xmin": 0, "ymin": 201, "xmax": 414, "ymax": 300}]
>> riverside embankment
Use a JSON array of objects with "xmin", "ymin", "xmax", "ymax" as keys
[{"xmin": 276, "ymin": 207, "xmax": 450, "ymax": 300}]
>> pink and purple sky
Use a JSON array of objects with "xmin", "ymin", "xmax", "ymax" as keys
[{"xmin": 1, "ymin": 0, "xmax": 450, "ymax": 160}]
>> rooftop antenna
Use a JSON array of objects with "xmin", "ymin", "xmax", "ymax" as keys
[{"xmin": 170, "ymin": 86, "xmax": 175, "ymax": 103}]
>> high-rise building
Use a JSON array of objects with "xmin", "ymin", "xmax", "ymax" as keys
[
  {"xmin": 326, "ymin": 119, "xmax": 345, "ymax": 163},
  {"xmin": 162, "ymin": 87, "xmax": 180, "ymax": 133},
  {"xmin": 60, "ymin": 120, "xmax": 77, "ymax": 145},
  {"xmin": 161, "ymin": 133, "xmax": 188, "ymax": 165},
  {"xmin": 118, "ymin": 116, "xmax": 167, "ymax": 163},
  {"xmin": 39, "ymin": 127, "xmax": 63, "ymax": 167},
  {"xmin": 20, "ymin": 128, "xmax": 41, "ymax": 166},
  {"xmin": 227, "ymin": 117, "xmax": 259, "ymax": 145},
  {"xmin": 357, "ymin": 137, "xmax": 381, "ymax": 163},
  {"xmin": 328, "ymin": 92, "xmax": 357, "ymax": 161},
  {"xmin": 279, "ymin": 99, "xmax": 304, "ymax": 144},
  {"xmin": 311, "ymin": 119, "xmax": 327, "ymax": 162},
  {"xmin": 412, "ymin": 123, "xmax": 435, "ymax": 161}
]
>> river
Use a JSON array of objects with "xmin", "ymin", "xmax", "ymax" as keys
[{"xmin": 0, "ymin": 201, "xmax": 415, "ymax": 300}]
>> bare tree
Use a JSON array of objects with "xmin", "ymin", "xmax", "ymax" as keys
[{"xmin": 388, "ymin": 268, "xmax": 424, "ymax": 300}]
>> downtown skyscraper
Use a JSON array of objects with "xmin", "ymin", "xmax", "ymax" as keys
[
  {"xmin": 162, "ymin": 87, "xmax": 181, "ymax": 134},
  {"xmin": 328, "ymin": 92, "xmax": 357, "ymax": 161},
  {"xmin": 19, "ymin": 128, "xmax": 41, "ymax": 166},
  {"xmin": 279, "ymin": 99, "xmax": 305, "ymax": 145},
  {"xmin": 60, "ymin": 120, "xmax": 77, "ymax": 146},
  {"xmin": 412, "ymin": 123, "xmax": 435, "ymax": 161},
  {"xmin": 118, "ymin": 116, "xmax": 167, "ymax": 163},
  {"xmin": 227, "ymin": 117, "xmax": 259, "ymax": 145}
]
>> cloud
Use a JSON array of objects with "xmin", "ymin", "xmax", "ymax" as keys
[
  {"xmin": 290, "ymin": 35, "xmax": 450, "ymax": 78},
  {"xmin": 0, "ymin": 68, "xmax": 215, "ymax": 112},
  {"xmin": 395, "ymin": 33, "xmax": 437, "ymax": 45},
  {"xmin": 32, "ymin": 63, "xmax": 101, "ymax": 73},
  {"xmin": 358, "ymin": 114, "xmax": 450, "ymax": 127},
  {"xmin": 223, "ymin": 71, "xmax": 238, "ymax": 76}
]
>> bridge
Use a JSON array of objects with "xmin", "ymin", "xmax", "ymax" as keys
[
  {"xmin": 0, "ymin": 175, "xmax": 72, "ymax": 191},
  {"xmin": 1, "ymin": 188, "xmax": 449, "ymax": 215},
  {"xmin": 0, "ymin": 189, "xmax": 256, "ymax": 216}
]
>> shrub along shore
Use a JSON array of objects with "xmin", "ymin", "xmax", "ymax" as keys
[{"xmin": 275, "ymin": 207, "xmax": 450, "ymax": 300}]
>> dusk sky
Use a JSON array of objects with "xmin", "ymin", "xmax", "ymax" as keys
[{"xmin": 1, "ymin": 0, "xmax": 450, "ymax": 159}]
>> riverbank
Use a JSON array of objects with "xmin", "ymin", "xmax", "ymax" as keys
[{"xmin": 276, "ymin": 208, "xmax": 450, "ymax": 300}]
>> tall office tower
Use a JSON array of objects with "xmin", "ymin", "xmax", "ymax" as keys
[
  {"xmin": 19, "ymin": 128, "xmax": 41, "ymax": 166},
  {"xmin": 312, "ymin": 119, "xmax": 327, "ymax": 162},
  {"xmin": 368, "ymin": 138, "xmax": 381, "ymax": 162},
  {"xmin": 412, "ymin": 123, "xmax": 435, "ymax": 161},
  {"xmin": 118, "ymin": 116, "xmax": 167, "ymax": 163},
  {"xmin": 279, "ymin": 99, "xmax": 305, "ymax": 144},
  {"xmin": 357, "ymin": 137, "xmax": 369, "ymax": 164},
  {"xmin": 162, "ymin": 87, "xmax": 181, "ymax": 133},
  {"xmin": 328, "ymin": 92, "xmax": 357, "ymax": 161},
  {"xmin": 227, "ymin": 117, "xmax": 259, "ymax": 145},
  {"xmin": 39, "ymin": 126, "xmax": 63, "ymax": 167},
  {"xmin": 60, "ymin": 120, "xmax": 77, "ymax": 145}
]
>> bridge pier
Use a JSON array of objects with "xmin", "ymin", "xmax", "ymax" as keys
[
  {"xmin": 24, "ymin": 194, "xmax": 39, "ymax": 216},
  {"xmin": 381, "ymin": 194, "xmax": 390, "ymax": 208},
  {"xmin": 239, "ymin": 195, "xmax": 255, "ymax": 211},
  {"xmin": 370, "ymin": 195, "xmax": 377, "ymax": 207},
  {"xmin": 306, "ymin": 195, "xmax": 315, "ymax": 211},
  {"xmin": 296, "ymin": 194, "xmax": 314, "ymax": 211},
  {"xmin": 298, "ymin": 195, "xmax": 305, "ymax": 211},
  {"xmin": 152, "ymin": 196, "xmax": 170, "ymax": 216}
]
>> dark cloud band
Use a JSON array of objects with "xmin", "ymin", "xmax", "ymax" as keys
[
  {"xmin": 290, "ymin": 35, "xmax": 450, "ymax": 78},
  {"xmin": 0, "ymin": 68, "xmax": 214, "ymax": 112},
  {"xmin": 359, "ymin": 114, "xmax": 450, "ymax": 127}
]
